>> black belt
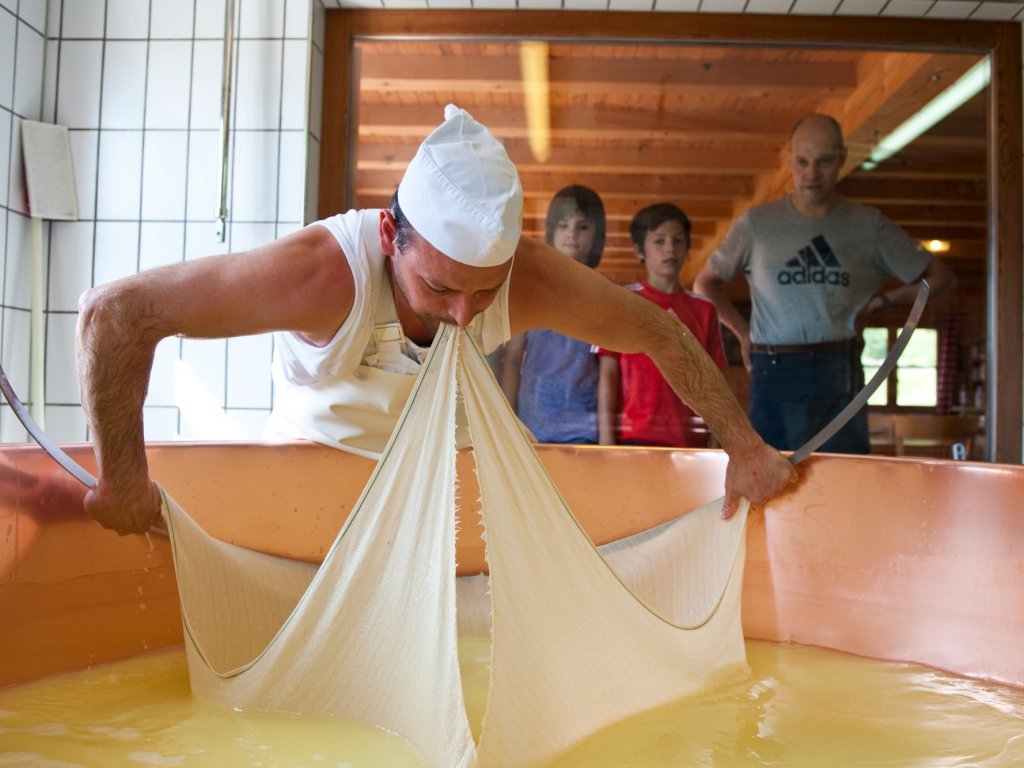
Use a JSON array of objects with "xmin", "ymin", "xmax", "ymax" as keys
[{"xmin": 749, "ymin": 339, "xmax": 853, "ymax": 355}]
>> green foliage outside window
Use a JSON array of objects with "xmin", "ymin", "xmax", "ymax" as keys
[{"xmin": 862, "ymin": 327, "xmax": 938, "ymax": 407}]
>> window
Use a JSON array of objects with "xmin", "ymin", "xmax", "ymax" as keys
[{"xmin": 863, "ymin": 327, "xmax": 938, "ymax": 407}]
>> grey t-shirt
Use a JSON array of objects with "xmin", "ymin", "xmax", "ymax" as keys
[{"xmin": 708, "ymin": 196, "xmax": 931, "ymax": 345}]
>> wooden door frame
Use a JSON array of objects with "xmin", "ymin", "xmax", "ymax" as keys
[{"xmin": 320, "ymin": 10, "xmax": 1022, "ymax": 463}]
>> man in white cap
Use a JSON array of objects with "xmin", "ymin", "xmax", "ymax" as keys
[{"xmin": 77, "ymin": 105, "xmax": 796, "ymax": 536}]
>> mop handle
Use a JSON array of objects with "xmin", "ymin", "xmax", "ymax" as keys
[
  {"xmin": 788, "ymin": 279, "xmax": 930, "ymax": 466},
  {"xmin": 0, "ymin": 362, "xmax": 97, "ymax": 488}
]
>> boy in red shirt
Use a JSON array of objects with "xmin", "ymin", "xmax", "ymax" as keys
[{"xmin": 598, "ymin": 203, "xmax": 728, "ymax": 447}]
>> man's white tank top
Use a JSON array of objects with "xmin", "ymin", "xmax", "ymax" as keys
[{"xmin": 264, "ymin": 209, "xmax": 512, "ymax": 458}]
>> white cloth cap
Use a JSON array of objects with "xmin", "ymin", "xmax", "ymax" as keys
[{"xmin": 397, "ymin": 104, "xmax": 523, "ymax": 268}]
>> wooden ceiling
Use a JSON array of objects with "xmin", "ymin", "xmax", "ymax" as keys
[{"xmin": 348, "ymin": 40, "xmax": 988, "ymax": 293}]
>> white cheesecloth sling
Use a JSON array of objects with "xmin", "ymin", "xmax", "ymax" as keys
[{"xmin": 161, "ymin": 324, "xmax": 750, "ymax": 768}]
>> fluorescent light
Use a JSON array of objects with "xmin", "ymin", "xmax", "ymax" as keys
[
  {"xmin": 519, "ymin": 41, "xmax": 550, "ymax": 163},
  {"xmin": 861, "ymin": 58, "xmax": 990, "ymax": 171}
]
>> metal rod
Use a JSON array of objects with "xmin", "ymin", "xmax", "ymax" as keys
[{"xmin": 215, "ymin": 0, "xmax": 236, "ymax": 243}]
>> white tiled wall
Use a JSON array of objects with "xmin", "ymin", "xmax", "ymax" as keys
[
  {"xmin": 0, "ymin": 0, "xmax": 1019, "ymax": 447},
  {"xmin": 1, "ymin": 0, "xmax": 317, "ymax": 444}
]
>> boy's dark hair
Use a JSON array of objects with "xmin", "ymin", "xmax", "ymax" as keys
[
  {"xmin": 545, "ymin": 185, "xmax": 606, "ymax": 268},
  {"xmin": 629, "ymin": 203, "xmax": 691, "ymax": 253}
]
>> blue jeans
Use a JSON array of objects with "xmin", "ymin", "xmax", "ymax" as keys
[{"xmin": 748, "ymin": 347, "xmax": 870, "ymax": 454}]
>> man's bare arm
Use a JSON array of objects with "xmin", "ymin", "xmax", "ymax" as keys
[
  {"xmin": 508, "ymin": 237, "xmax": 796, "ymax": 516},
  {"xmin": 76, "ymin": 226, "xmax": 353, "ymax": 534}
]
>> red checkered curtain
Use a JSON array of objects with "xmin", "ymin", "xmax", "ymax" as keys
[{"xmin": 936, "ymin": 313, "xmax": 958, "ymax": 415}]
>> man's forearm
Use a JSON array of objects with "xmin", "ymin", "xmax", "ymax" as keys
[{"xmin": 76, "ymin": 283, "xmax": 163, "ymax": 494}]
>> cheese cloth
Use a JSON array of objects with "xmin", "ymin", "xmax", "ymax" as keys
[{"xmin": 161, "ymin": 324, "xmax": 750, "ymax": 768}]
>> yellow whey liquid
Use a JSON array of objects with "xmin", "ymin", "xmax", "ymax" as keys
[{"xmin": 1, "ymin": 639, "xmax": 1022, "ymax": 767}]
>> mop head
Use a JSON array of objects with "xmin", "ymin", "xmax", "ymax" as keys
[{"xmin": 161, "ymin": 325, "xmax": 749, "ymax": 768}]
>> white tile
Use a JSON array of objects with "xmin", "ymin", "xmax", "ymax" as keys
[
  {"xmin": 14, "ymin": 21, "xmax": 44, "ymax": 120},
  {"xmin": 4, "ymin": 212, "xmax": 31, "ymax": 308},
  {"xmin": 45, "ymin": 405, "xmax": 88, "ymax": 442},
  {"xmin": 972, "ymin": 1, "xmax": 1021, "ymax": 19},
  {"xmin": 882, "ymin": 0, "xmax": 933, "ymax": 16},
  {"xmin": 225, "ymin": 408, "xmax": 271, "ymax": 439},
  {"xmin": 41, "ymin": 39, "xmax": 58, "ymax": 122},
  {"xmin": 151, "ymin": 0, "xmax": 196, "ymax": 38},
  {"xmin": 139, "ymin": 221, "xmax": 185, "ymax": 270},
  {"xmin": 146, "ymin": 336, "xmax": 180, "ymax": 407},
  {"xmin": 699, "ymin": 0, "xmax": 746, "ymax": 10},
  {"xmin": 308, "ymin": 45, "xmax": 322, "ymax": 139},
  {"xmin": 180, "ymin": 337, "xmax": 226, "ymax": 404},
  {"xmin": 146, "ymin": 41, "xmax": 193, "ymax": 129},
  {"xmin": 0, "ymin": 0, "xmax": 14, "ymax": 13},
  {"xmin": 106, "ymin": 0, "xmax": 151, "ymax": 38},
  {"xmin": 230, "ymin": 130, "xmax": 279, "ymax": 221},
  {"xmin": 429, "ymin": 0, "xmax": 472, "ymax": 7},
  {"xmin": 228, "ymin": 221, "xmax": 275, "ymax": 251},
  {"xmin": 304, "ymin": 133, "xmax": 319, "ymax": 224},
  {"xmin": 745, "ymin": 0, "xmax": 793, "ymax": 11},
  {"xmin": 190, "ymin": 41, "xmax": 223, "ymax": 130},
  {"xmin": 373, "ymin": 0, "xmax": 416, "ymax": 8},
  {"xmin": 185, "ymin": 220, "xmax": 231, "ymax": 260},
  {"xmin": 68, "ymin": 129, "xmax": 97, "ymax": 220},
  {"xmin": 7, "ymin": 118, "xmax": 26, "ymax": 216},
  {"xmin": 235, "ymin": 39, "xmax": 283, "ymax": 130},
  {"xmin": 277, "ymin": 130, "xmax": 306, "ymax": 223},
  {"xmin": 285, "ymin": 0, "xmax": 312, "ymax": 38},
  {"xmin": 281, "ymin": 39, "xmax": 309, "ymax": 131},
  {"xmin": 652, "ymin": 0, "xmax": 699, "ymax": 9},
  {"xmin": 0, "ymin": 12, "xmax": 15, "ymax": 111},
  {"xmin": 835, "ymin": 0, "xmax": 886, "ymax": 13},
  {"xmin": 0, "ymin": 210, "xmax": 7, "ymax": 293},
  {"xmin": 563, "ymin": 0, "xmax": 608, "ymax": 8},
  {"xmin": 196, "ymin": 0, "xmax": 229, "ymax": 39},
  {"xmin": 185, "ymin": 129, "xmax": 220, "ymax": 222},
  {"xmin": 226, "ymin": 333, "xmax": 273, "ymax": 408},
  {"xmin": 60, "ymin": 0, "xmax": 105, "ymax": 38},
  {"xmin": 791, "ymin": 0, "xmax": 840, "ymax": 13},
  {"xmin": 239, "ymin": 0, "xmax": 286, "ymax": 38},
  {"xmin": 0, "ymin": 405, "xmax": 30, "ymax": 442},
  {"xmin": 48, "ymin": 220, "xmax": 95, "ymax": 312},
  {"xmin": 56, "ymin": 40, "xmax": 103, "ymax": 129},
  {"xmin": 275, "ymin": 220, "xmax": 301, "ymax": 238},
  {"xmin": 44, "ymin": 312, "xmax": 79, "ymax": 403},
  {"xmin": 96, "ymin": 129, "xmax": 143, "ymax": 220},
  {"xmin": 100, "ymin": 41, "xmax": 147, "ymax": 129},
  {"xmin": 142, "ymin": 405, "xmax": 180, "ymax": 440},
  {"xmin": 1, "ymin": 308, "xmax": 30, "ymax": 398},
  {"xmin": 0, "ymin": 112, "xmax": 10, "ymax": 212},
  {"xmin": 93, "ymin": 221, "xmax": 140, "ymax": 284},
  {"xmin": 45, "ymin": 0, "xmax": 61, "ymax": 37},
  {"xmin": 311, "ymin": 0, "xmax": 325, "ymax": 50},
  {"xmin": 926, "ymin": 0, "xmax": 979, "ymax": 18},
  {"xmin": 19, "ymin": 0, "xmax": 47, "ymax": 33},
  {"xmin": 141, "ymin": 131, "xmax": 188, "ymax": 220}
]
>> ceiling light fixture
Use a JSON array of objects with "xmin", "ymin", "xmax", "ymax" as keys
[
  {"xmin": 923, "ymin": 239, "xmax": 951, "ymax": 253},
  {"xmin": 861, "ymin": 58, "xmax": 990, "ymax": 171},
  {"xmin": 519, "ymin": 41, "xmax": 551, "ymax": 163}
]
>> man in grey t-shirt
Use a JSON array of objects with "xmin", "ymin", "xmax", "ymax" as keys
[{"xmin": 694, "ymin": 113, "xmax": 954, "ymax": 454}]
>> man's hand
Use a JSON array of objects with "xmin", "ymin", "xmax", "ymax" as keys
[
  {"xmin": 721, "ymin": 441, "xmax": 797, "ymax": 519},
  {"xmin": 84, "ymin": 477, "xmax": 163, "ymax": 535}
]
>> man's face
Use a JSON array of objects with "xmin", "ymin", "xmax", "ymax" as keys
[
  {"xmin": 380, "ymin": 212, "xmax": 511, "ymax": 331},
  {"xmin": 788, "ymin": 120, "xmax": 846, "ymax": 213}
]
